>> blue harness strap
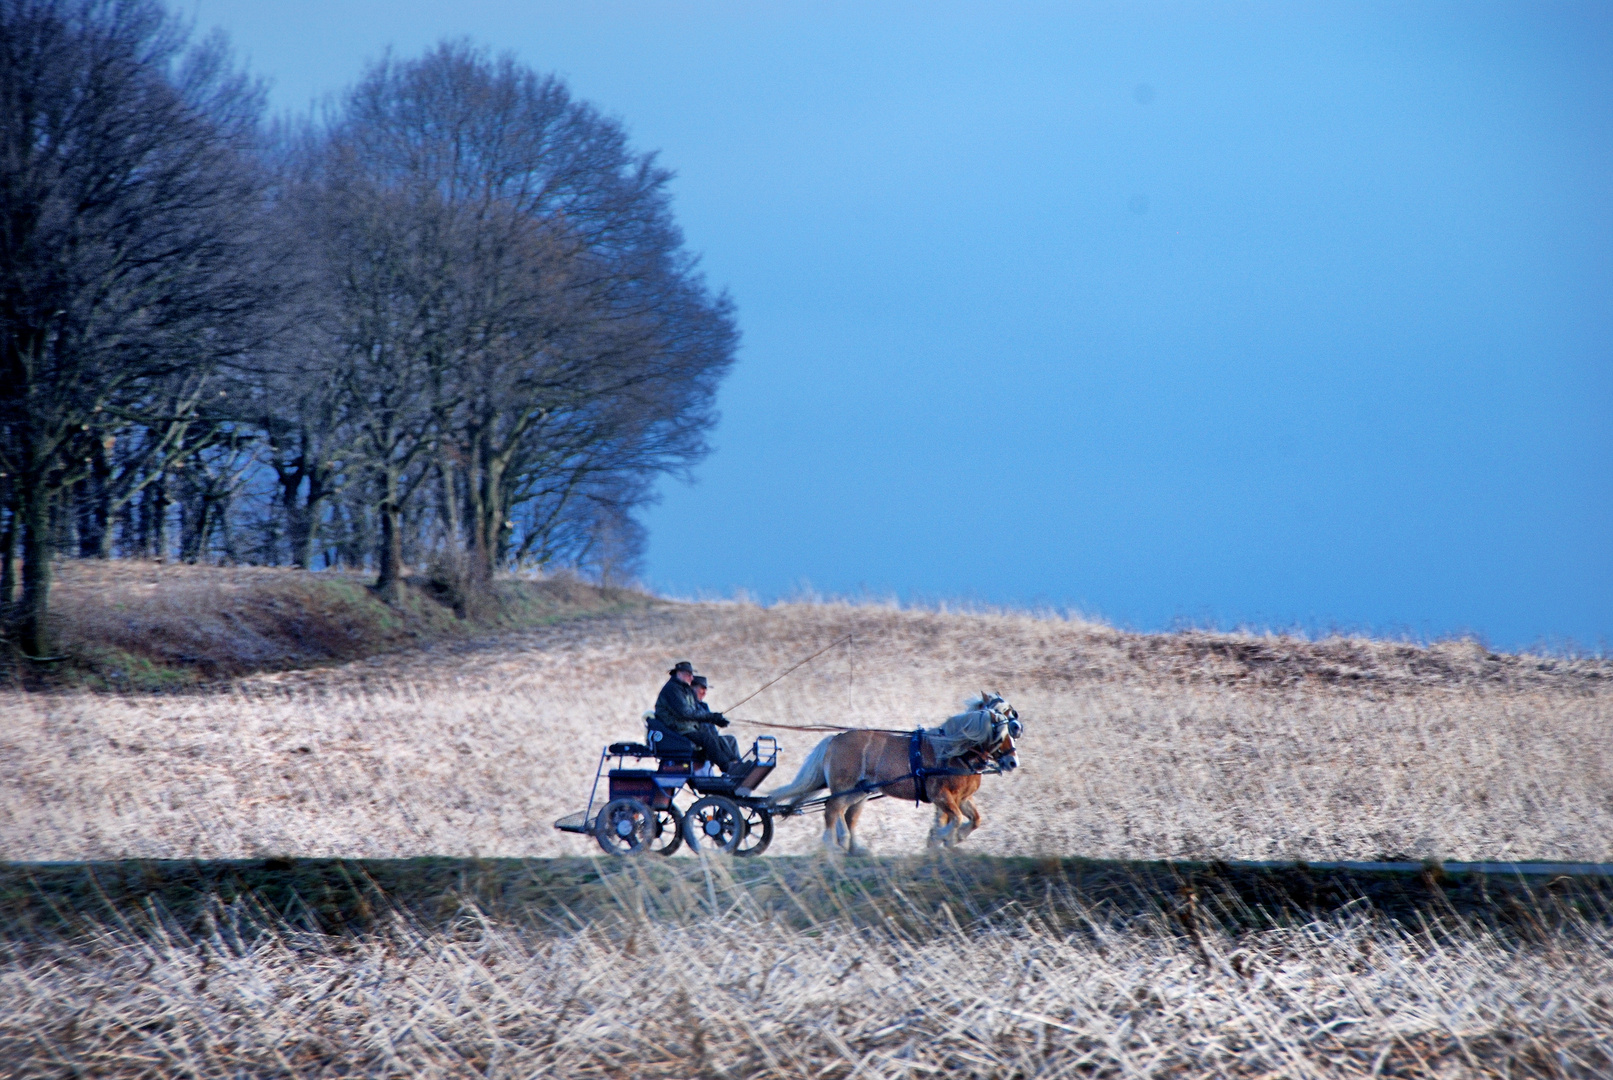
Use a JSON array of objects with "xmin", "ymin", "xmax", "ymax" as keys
[{"xmin": 910, "ymin": 728, "xmax": 929, "ymax": 805}]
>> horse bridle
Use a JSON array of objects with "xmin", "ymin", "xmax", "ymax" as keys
[{"xmin": 959, "ymin": 706, "xmax": 1022, "ymax": 774}]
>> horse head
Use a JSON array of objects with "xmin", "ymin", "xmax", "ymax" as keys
[{"xmin": 981, "ymin": 693, "xmax": 1021, "ymax": 772}]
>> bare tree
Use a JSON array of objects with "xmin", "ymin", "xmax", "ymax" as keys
[
  {"xmin": 0, "ymin": 0, "xmax": 272, "ymax": 654},
  {"xmin": 308, "ymin": 43, "xmax": 737, "ymax": 593},
  {"xmin": 307, "ymin": 170, "xmax": 448, "ymax": 596},
  {"xmin": 2, "ymin": 26, "xmax": 736, "ymax": 618}
]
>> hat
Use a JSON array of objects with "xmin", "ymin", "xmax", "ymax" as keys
[
  {"xmin": 691, "ymin": 675, "xmax": 709, "ymax": 688},
  {"xmin": 668, "ymin": 660, "xmax": 694, "ymax": 676}
]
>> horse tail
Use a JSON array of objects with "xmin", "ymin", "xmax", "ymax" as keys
[{"xmin": 764, "ymin": 735, "xmax": 834, "ymax": 807}]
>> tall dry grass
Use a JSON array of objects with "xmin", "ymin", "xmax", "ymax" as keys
[
  {"xmin": 3, "ymin": 600, "xmax": 1608, "ymax": 862},
  {"xmin": 3, "ymin": 861, "xmax": 1609, "ymax": 1078},
  {"xmin": 5, "ymin": 593, "xmax": 1612, "ymax": 1077}
]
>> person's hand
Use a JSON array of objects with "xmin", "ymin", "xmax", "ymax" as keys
[{"xmin": 709, "ymin": 713, "xmax": 729, "ymax": 727}]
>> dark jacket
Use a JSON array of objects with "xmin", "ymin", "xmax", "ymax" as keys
[{"xmin": 654, "ymin": 677, "xmax": 704, "ymax": 734}]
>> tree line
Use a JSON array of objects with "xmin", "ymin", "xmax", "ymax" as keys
[{"xmin": 0, "ymin": 0, "xmax": 738, "ymax": 656}]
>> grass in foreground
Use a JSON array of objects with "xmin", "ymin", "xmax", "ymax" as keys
[{"xmin": 2, "ymin": 856, "xmax": 1609, "ymax": 1078}]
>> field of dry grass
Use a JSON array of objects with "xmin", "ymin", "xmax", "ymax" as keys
[
  {"xmin": 4, "ymin": 586, "xmax": 1612, "ymax": 1076},
  {"xmin": 4, "ymin": 597, "xmax": 1608, "ymax": 862},
  {"xmin": 3, "ymin": 858, "xmax": 1611, "ymax": 1078}
]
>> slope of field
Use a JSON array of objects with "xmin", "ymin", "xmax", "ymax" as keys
[
  {"xmin": 3, "ymin": 599, "xmax": 1608, "ymax": 863},
  {"xmin": 10, "ymin": 559, "xmax": 652, "ymax": 688},
  {"xmin": 6, "ymin": 597, "xmax": 1613, "ymax": 1077}
]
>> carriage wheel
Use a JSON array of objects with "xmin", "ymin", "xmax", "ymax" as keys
[
  {"xmin": 685, "ymin": 795, "xmax": 746, "ymax": 855},
  {"xmin": 648, "ymin": 804, "xmax": 684, "ymax": 856},
  {"xmin": 734, "ymin": 805, "xmax": 773, "ymax": 857},
  {"xmin": 594, "ymin": 797, "xmax": 656, "ymax": 856}
]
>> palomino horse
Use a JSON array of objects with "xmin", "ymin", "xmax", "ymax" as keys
[{"xmin": 765, "ymin": 695, "xmax": 1021, "ymax": 854}]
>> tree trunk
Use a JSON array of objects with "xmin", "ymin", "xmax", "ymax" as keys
[
  {"xmin": 376, "ymin": 469, "xmax": 404, "ymax": 599},
  {"xmin": 438, "ymin": 450, "xmax": 461, "ymax": 548},
  {"xmin": 18, "ymin": 484, "xmax": 54, "ymax": 658},
  {"xmin": 281, "ymin": 470, "xmax": 311, "ymax": 569},
  {"xmin": 290, "ymin": 476, "xmax": 329, "ymax": 571},
  {"xmin": 179, "ymin": 484, "xmax": 202, "ymax": 563},
  {"xmin": 277, "ymin": 433, "xmax": 332, "ymax": 571},
  {"xmin": 94, "ymin": 503, "xmax": 115, "ymax": 559},
  {"xmin": 78, "ymin": 439, "xmax": 113, "ymax": 558},
  {"xmin": 134, "ymin": 483, "xmax": 153, "ymax": 558},
  {"xmin": 0, "ymin": 503, "xmax": 16, "ymax": 611},
  {"xmin": 75, "ymin": 480, "xmax": 96, "ymax": 558},
  {"xmin": 53, "ymin": 488, "xmax": 73, "ymax": 557},
  {"xmin": 115, "ymin": 498, "xmax": 136, "ymax": 562},
  {"xmin": 479, "ymin": 457, "xmax": 507, "ymax": 583},
  {"xmin": 148, "ymin": 474, "xmax": 169, "ymax": 561},
  {"xmin": 217, "ymin": 492, "xmax": 235, "ymax": 564},
  {"xmin": 466, "ymin": 432, "xmax": 508, "ymax": 586}
]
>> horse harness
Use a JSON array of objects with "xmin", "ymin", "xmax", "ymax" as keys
[
  {"xmin": 848, "ymin": 729, "xmax": 1002, "ymax": 806},
  {"xmin": 904, "ymin": 729, "xmax": 1001, "ymax": 804},
  {"xmin": 819, "ymin": 711, "xmax": 1022, "ymax": 806}
]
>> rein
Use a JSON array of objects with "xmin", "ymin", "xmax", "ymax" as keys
[
  {"xmin": 720, "ymin": 633, "xmax": 854, "ymax": 714},
  {"xmin": 729, "ymin": 718, "xmax": 856, "ymax": 733},
  {"xmin": 730, "ymin": 718, "xmax": 915, "ymax": 734}
]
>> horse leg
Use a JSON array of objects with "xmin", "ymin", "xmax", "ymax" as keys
[
  {"xmin": 927, "ymin": 808, "xmax": 949, "ymax": 849},
  {"xmin": 928, "ymin": 785, "xmax": 962, "ymax": 849},
  {"xmin": 927, "ymin": 800, "xmax": 952, "ymax": 848},
  {"xmin": 843, "ymin": 795, "xmax": 873, "ymax": 855},
  {"xmin": 821, "ymin": 804, "xmax": 841, "ymax": 850},
  {"xmin": 822, "ymin": 794, "xmax": 855, "ymax": 852},
  {"xmin": 954, "ymin": 795, "xmax": 982, "ymax": 844}
]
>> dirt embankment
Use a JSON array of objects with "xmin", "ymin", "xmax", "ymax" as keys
[{"xmin": 8, "ymin": 559, "xmax": 655, "ymax": 689}]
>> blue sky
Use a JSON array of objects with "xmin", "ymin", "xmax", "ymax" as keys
[{"xmin": 192, "ymin": 1, "xmax": 1612, "ymax": 650}]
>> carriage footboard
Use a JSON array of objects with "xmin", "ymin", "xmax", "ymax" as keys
[{"xmin": 554, "ymin": 811, "xmax": 595, "ymax": 834}]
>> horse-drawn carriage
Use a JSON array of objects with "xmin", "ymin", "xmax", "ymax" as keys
[
  {"xmin": 553, "ymin": 724, "xmax": 786, "ymax": 856},
  {"xmin": 555, "ymin": 695, "xmax": 1023, "ymax": 857}
]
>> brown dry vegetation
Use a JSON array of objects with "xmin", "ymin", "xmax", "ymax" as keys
[
  {"xmin": 3, "ymin": 571, "xmax": 1611, "ymax": 1076},
  {"xmin": 2, "ymin": 858, "xmax": 1611, "ymax": 1078},
  {"xmin": 11, "ymin": 559, "xmax": 652, "ymax": 687},
  {"xmin": 4, "ymin": 596, "xmax": 1607, "ymax": 863}
]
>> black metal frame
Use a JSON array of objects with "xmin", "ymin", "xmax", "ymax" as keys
[{"xmin": 554, "ymin": 735, "xmax": 782, "ymax": 837}]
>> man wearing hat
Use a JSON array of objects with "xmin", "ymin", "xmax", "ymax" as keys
[
  {"xmin": 653, "ymin": 662, "xmax": 744, "ymax": 775},
  {"xmin": 693, "ymin": 674, "xmax": 743, "ymax": 766}
]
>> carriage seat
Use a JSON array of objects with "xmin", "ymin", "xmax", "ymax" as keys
[{"xmin": 644, "ymin": 716, "xmax": 707, "ymax": 766}]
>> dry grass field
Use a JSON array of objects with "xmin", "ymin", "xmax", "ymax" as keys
[
  {"xmin": 4, "ymin": 583, "xmax": 1612, "ymax": 1077},
  {"xmin": 3, "ymin": 858, "xmax": 1611, "ymax": 1079},
  {"xmin": 4, "ymin": 596, "xmax": 1609, "ymax": 862}
]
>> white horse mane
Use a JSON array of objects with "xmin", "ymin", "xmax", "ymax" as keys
[{"xmin": 928, "ymin": 693, "xmax": 1013, "ymax": 758}]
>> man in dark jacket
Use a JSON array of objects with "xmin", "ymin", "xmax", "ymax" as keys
[
  {"xmin": 653, "ymin": 662, "xmax": 744, "ymax": 774},
  {"xmin": 692, "ymin": 675, "xmax": 743, "ymax": 768}
]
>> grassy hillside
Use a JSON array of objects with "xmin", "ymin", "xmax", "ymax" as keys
[
  {"xmin": 4, "ymin": 579, "xmax": 1612, "ymax": 1076},
  {"xmin": 5, "ymin": 596, "xmax": 1607, "ymax": 864},
  {"xmin": 7, "ymin": 559, "xmax": 654, "ymax": 689}
]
